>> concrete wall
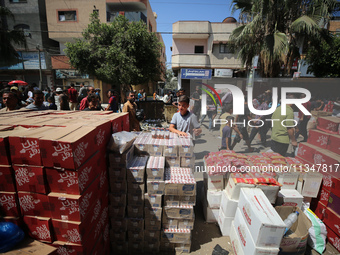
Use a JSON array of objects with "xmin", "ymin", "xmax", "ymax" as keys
[{"xmin": 173, "ymin": 39, "xmax": 208, "ymax": 55}]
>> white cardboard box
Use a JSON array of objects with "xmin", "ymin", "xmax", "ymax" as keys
[
  {"xmin": 277, "ymin": 172, "xmax": 299, "ymax": 189},
  {"xmin": 220, "ymin": 190, "xmax": 238, "ymax": 217},
  {"xmin": 234, "ymin": 208, "xmax": 280, "ymax": 255},
  {"xmin": 276, "ymin": 189, "xmax": 304, "ymax": 208},
  {"xmin": 256, "ymin": 184, "xmax": 280, "ymax": 204},
  {"xmin": 203, "ymin": 172, "xmax": 224, "ymax": 191},
  {"xmin": 202, "ymin": 198, "xmax": 219, "ymax": 223},
  {"xmin": 238, "ymin": 188, "xmax": 285, "ymax": 248},
  {"xmin": 230, "ymin": 221, "xmax": 245, "ymax": 255},
  {"xmin": 298, "ymin": 172, "xmax": 323, "ymax": 198},
  {"xmin": 225, "ymin": 176, "xmax": 255, "ymax": 200},
  {"xmin": 218, "ymin": 208, "xmax": 233, "ymax": 236},
  {"xmin": 206, "ymin": 189, "xmax": 222, "ymax": 209}
]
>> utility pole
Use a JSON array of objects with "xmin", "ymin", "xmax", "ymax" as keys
[{"xmin": 36, "ymin": 44, "xmax": 42, "ymax": 90}]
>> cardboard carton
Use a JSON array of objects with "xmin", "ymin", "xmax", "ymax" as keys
[
  {"xmin": 14, "ymin": 165, "xmax": 47, "ymax": 194},
  {"xmin": 109, "ymin": 193, "xmax": 126, "ymax": 207},
  {"xmin": 127, "ymin": 193, "xmax": 144, "ymax": 206},
  {"xmin": 0, "ymin": 165, "xmax": 16, "ymax": 192},
  {"xmin": 160, "ymin": 241, "xmax": 175, "ymax": 252},
  {"xmin": 108, "ymin": 204, "xmax": 125, "ymax": 218},
  {"xmin": 46, "ymin": 151, "xmax": 105, "ymax": 195},
  {"xmin": 6, "ymin": 238, "xmax": 56, "ymax": 255},
  {"xmin": 144, "ymin": 230, "xmax": 160, "ymax": 243},
  {"xmin": 220, "ymin": 190, "xmax": 238, "ymax": 217},
  {"xmin": 275, "ymin": 206, "xmax": 312, "ymax": 254},
  {"xmin": 108, "ymin": 167, "xmax": 126, "ymax": 182},
  {"xmin": 163, "ymin": 205, "xmax": 194, "ymax": 220},
  {"xmin": 175, "ymin": 243, "xmax": 191, "ymax": 253},
  {"xmin": 276, "ymin": 189, "xmax": 304, "ymax": 208},
  {"xmin": 330, "ymin": 174, "xmax": 340, "ymax": 197},
  {"xmin": 109, "ymin": 179, "xmax": 127, "ymax": 194},
  {"xmin": 127, "ymin": 218, "xmax": 144, "ymax": 232},
  {"xmin": 319, "ymin": 186, "xmax": 331, "ymax": 204},
  {"xmin": 163, "ymin": 139, "xmax": 178, "ymax": 157},
  {"xmin": 40, "ymin": 125, "xmax": 97, "ymax": 169},
  {"xmin": 230, "ymin": 222, "xmax": 245, "ymax": 255},
  {"xmin": 296, "ymin": 142, "xmax": 316, "ymax": 163},
  {"xmin": 164, "ymin": 179, "xmax": 196, "ymax": 196},
  {"xmin": 238, "ymin": 188, "xmax": 285, "ymax": 248},
  {"xmin": 180, "ymin": 156, "xmax": 195, "ymax": 168},
  {"xmin": 203, "ymin": 172, "xmax": 224, "ymax": 191},
  {"xmin": 218, "ymin": 209, "xmax": 233, "ymax": 236},
  {"xmin": 328, "ymin": 192, "xmax": 340, "ymax": 215},
  {"xmin": 128, "ymin": 229, "xmax": 144, "ymax": 242},
  {"xmin": 298, "ymin": 172, "xmax": 323, "ymax": 198},
  {"xmin": 205, "ymin": 189, "xmax": 222, "ymax": 208},
  {"xmin": 144, "ymin": 241, "xmax": 160, "ymax": 253},
  {"xmin": 277, "ymin": 172, "xmax": 299, "ymax": 190},
  {"xmin": 327, "ymin": 133, "xmax": 340, "ymax": 155},
  {"xmin": 128, "ymin": 240, "xmax": 144, "ymax": 253},
  {"xmin": 225, "ymin": 175, "xmax": 255, "ymax": 200},
  {"xmin": 108, "ymin": 145, "xmax": 134, "ymax": 169},
  {"xmin": 126, "ymin": 156, "xmax": 148, "ymax": 183},
  {"xmin": 145, "ymin": 216, "xmax": 162, "ymax": 231},
  {"xmin": 145, "ymin": 207, "xmax": 162, "ymax": 221},
  {"xmin": 165, "ymin": 156, "xmax": 181, "ymax": 167},
  {"xmin": 9, "ymin": 126, "xmax": 57, "ymax": 166},
  {"xmin": 18, "ymin": 191, "xmax": 50, "ymax": 217},
  {"xmin": 307, "ymin": 129, "xmax": 330, "ymax": 149},
  {"xmin": 147, "ymin": 180, "xmax": 165, "ymax": 195},
  {"xmin": 162, "ymin": 216, "xmax": 178, "ymax": 229},
  {"xmin": 324, "ymin": 207, "xmax": 340, "ymax": 236},
  {"xmin": 325, "ymin": 225, "xmax": 340, "ymax": 252},
  {"xmin": 147, "ymin": 139, "xmax": 164, "ymax": 156},
  {"xmin": 23, "ymin": 216, "xmax": 53, "ymax": 243},
  {"xmin": 0, "ymin": 191, "xmax": 20, "ymax": 217},
  {"xmin": 127, "ymin": 182, "xmax": 145, "ymax": 194},
  {"xmin": 127, "ymin": 205, "xmax": 144, "ymax": 218},
  {"xmin": 144, "ymin": 193, "xmax": 162, "ymax": 208},
  {"xmin": 317, "ymin": 116, "xmax": 340, "ymax": 134},
  {"xmin": 111, "ymin": 218, "xmax": 127, "ymax": 232},
  {"xmin": 52, "ymin": 241, "xmax": 87, "ymax": 255},
  {"xmin": 133, "ymin": 133, "xmax": 150, "ymax": 155},
  {"xmin": 178, "ymin": 219, "xmax": 194, "ymax": 230},
  {"xmin": 177, "ymin": 138, "xmax": 194, "ymax": 157},
  {"xmin": 146, "ymin": 156, "xmax": 165, "ymax": 181},
  {"xmin": 202, "ymin": 198, "xmax": 219, "ymax": 223},
  {"xmin": 110, "ymin": 229, "xmax": 126, "ymax": 242},
  {"xmin": 314, "ymin": 201, "xmax": 326, "ymax": 220},
  {"xmin": 234, "ymin": 208, "xmax": 280, "ymax": 254},
  {"xmin": 161, "ymin": 229, "xmax": 191, "ymax": 244}
]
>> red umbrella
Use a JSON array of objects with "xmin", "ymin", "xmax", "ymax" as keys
[{"xmin": 8, "ymin": 80, "xmax": 28, "ymax": 86}]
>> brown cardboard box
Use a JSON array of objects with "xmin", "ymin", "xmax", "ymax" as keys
[
  {"xmin": 180, "ymin": 156, "xmax": 195, "ymax": 168},
  {"xmin": 164, "ymin": 179, "xmax": 196, "ymax": 196},
  {"xmin": 109, "ymin": 193, "xmax": 126, "ymax": 207},
  {"xmin": 163, "ymin": 205, "xmax": 194, "ymax": 220},
  {"xmin": 126, "ymin": 156, "xmax": 148, "ymax": 183},
  {"xmin": 133, "ymin": 133, "xmax": 150, "ymax": 155},
  {"xmin": 147, "ymin": 180, "xmax": 165, "ymax": 195},
  {"xmin": 128, "ymin": 229, "xmax": 144, "ymax": 242},
  {"xmin": 146, "ymin": 156, "xmax": 165, "ymax": 181},
  {"xmin": 109, "ymin": 204, "xmax": 125, "ymax": 218},
  {"xmin": 165, "ymin": 156, "xmax": 181, "ymax": 167},
  {"xmin": 162, "ymin": 216, "xmax": 178, "ymax": 229},
  {"xmin": 144, "ymin": 217, "xmax": 162, "ymax": 231},
  {"xmin": 178, "ymin": 219, "xmax": 195, "ymax": 230},
  {"xmin": 127, "ymin": 218, "xmax": 144, "ymax": 232},
  {"xmin": 175, "ymin": 243, "xmax": 191, "ymax": 253},
  {"xmin": 127, "ymin": 205, "xmax": 144, "ymax": 218},
  {"xmin": 110, "ymin": 229, "xmax": 126, "ymax": 242},
  {"xmin": 144, "ymin": 207, "xmax": 162, "ymax": 221},
  {"xmin": 128, "ymin": 240, "xmax": 144, "ymax": 253},
  {"xmin": 144, "ymin": 230, "xmax": 160, "ymax": 242},
  {"xmin": 275, "ymin": 206, "xmax": 312, "ymax": 254},
  {"xmin": 163, "ymin": 139, "xmax": 178, "ymax": 157},
  {"xmin": 144, "ymin": 241, "xmax": 160, "ymax": 253},
  {"xmin": 147, "ymin": 139, "xmax": 163, "ymax": 156},
  {"xmin": 108, "ymin": 145, "xmax": 134, "ymax": 168},
  {"xmin": 108, "ymin": 167, "xmax": 126, "ymax": 182},
  {"xmin": 161, "ymin": 229, "xmax": 191, "ymax": 244},
  {"xmin": 144, "ymin": 193, "xmax": 162, "ymax": 208},
  {"xmin": 127, "ymin": 182, "xmax": 145, "ymax": 194},
  {"xmin": 5, "ymin": 238, "xmax": 56, "ymax": 255},
  {"xmin": 127, "ymin": 193, "xmax": 144, "ymax": 206},
  {"xmin": 111, "ymin": 218, "xmax": 127, "ymax": 232}
]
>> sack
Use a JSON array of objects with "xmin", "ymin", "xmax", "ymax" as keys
[
  {"xmin": 107, "ymin": 131, "xmax": 137, "ymax": 154},
  {"xmin": 136, "ymin": 109, "xmax": 145, "ymax": 121}
]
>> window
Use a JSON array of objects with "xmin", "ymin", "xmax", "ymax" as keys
[
  {"xmin": 10, "ymin": 0, "xmax": 27, "ymax": 3},
  {"xmin": 219, "ymin": 44, "xmax": 233, "ymax": 54},
  {"xmin": 58, "ymin": 11, "xmax": 77, "ymax": 22},
  {"xmin": 14, "ymin": 24, "xmax": 31, "ymax": 38},
  {"xmin": 194, "ymin": 46, "xmax": 204, "ymax": 54}
]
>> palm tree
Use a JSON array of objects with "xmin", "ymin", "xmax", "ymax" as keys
[
  {"xmin": 229, "ymin": 0, "xmax": 339, "ymax": 77},
  {"xmin": 0, "ymin": 6, "xmax": 27, "ymax": 67}
]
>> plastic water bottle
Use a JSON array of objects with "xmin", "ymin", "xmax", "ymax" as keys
[{"xmin": 283, "ymin": 211, "xmax": 299, "ymax": 236}]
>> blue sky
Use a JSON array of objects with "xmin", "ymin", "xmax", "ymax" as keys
[{"xmin": 149, "ymin": 0, "xmax": 240, "ymax": 69}]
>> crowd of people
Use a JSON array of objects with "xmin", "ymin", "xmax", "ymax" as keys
[{"xmin": 0, "ymin": 83, "xmax": 120, "ymax": 112}]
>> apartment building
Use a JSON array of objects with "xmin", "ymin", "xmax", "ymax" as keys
[
  {"xmin": 45, "ymin": 0, "xmax": 166, "ymax": 95},
  {"xmin": 0, "ymin": 0, "xmax": 59, "ymax": 87},
  {"xmin": 171, "ymin": 17, "xmax": 244, "ymax": 93}
]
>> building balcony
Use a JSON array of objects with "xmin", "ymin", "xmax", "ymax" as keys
[
  {"xmin": 172, "ymin": 54, "xmax": 210, "ymax": 69},
  {"xmin": 107, "ymin": 11, "xmax": 147, "ymax": 23},
  {"xmin": 173, "ymin": 21, "xmax": 210, "ymax": 39}
]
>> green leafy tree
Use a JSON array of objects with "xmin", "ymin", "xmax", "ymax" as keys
[
  {"xmin": 229, "ymin": 0, "xmax": 338, "ymax": 77},
  {"xmin": 305, "ymin": 35, "xmax": 340, "ymax": 77},
  {"xmin": 0, "ymin": 6, "xmax": 27, "ymax": 67},
  {"xmin": 165, "ymin": 68, "xmax": 177, "ymax": 91},
  {"xmin": 65, "ymin": 12, "xmax": 162, "ymax": 94}
]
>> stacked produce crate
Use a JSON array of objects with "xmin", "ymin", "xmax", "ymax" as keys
[{"xmin": 0, "ymin": 111, "xmax": 129, "ymax": 254}]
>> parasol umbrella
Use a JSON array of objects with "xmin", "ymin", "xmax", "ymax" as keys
[{"xmin": 8, "ymin": 80, "xmax": 28, "ymax": 86}]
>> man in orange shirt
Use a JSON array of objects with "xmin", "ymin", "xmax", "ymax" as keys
[{"xmin": 122, "ymin": 91, "xmax": 140, "ymax": 131}]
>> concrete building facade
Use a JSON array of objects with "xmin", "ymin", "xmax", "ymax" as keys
[{"xmin": 171, "ymin": 18, "xmax": 244, "ymax": 93}]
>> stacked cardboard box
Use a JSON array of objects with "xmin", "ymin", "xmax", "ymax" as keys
[
  {"xmin": 231, "ymin": 188, "xmax": 285, "ymax": 255},
  {"xmin": 161, "ymin": 167, "xmax": 196, "ymax": 253},
  {"xmin": 0, "ymin": 111, "xmax": 129, "ymax": 254}
]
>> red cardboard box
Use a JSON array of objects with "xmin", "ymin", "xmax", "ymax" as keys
[
  {"xmin": 322, "ymin": 173, "xmax": 333, "ymax": 190},
  {"xmin": 331, "ymin": 175, "xmax": 340, "ymax": 198},
  {"xmin": 328, "ymin": 192, "xmax": 340, "ymax": 216},
  {"xmin": 324, "ymin": 207, "xmax": 340, "ymax": 236},
  {"xmin": 86, "ymin": 119, "xmax": 112, "ymax": 150},
  {"xmin": 13, "ymin": 165, "xmax": 48, "ymax": 194},
  {"xmin": 319, "ymin": 186, "xmax": 331, "ymax": 204},
  {"xmin": 52, "ymin": 241, "xmax": 86, "ymax": 255},
  {"xmin": 297, "ymin": 143, "xmax": 316, "ymax": 163},
  {"xmin": 18, "ymin": 192, "xmax": 51, "ymax": 217},
  {"xmin": 0, "ymin": 192, "xmax": 20, "ymax": 217},
  {"xmin": 23, "ymin": 216, "xmax": 53, "ymax": 243},
  {"xmin": 46, "ymin": 151, "xmax": 105, "ymax": 195},
  {"xmin": 0, "ymin": 165, "xmax": 16, "ymax": 192},
  {"xmin": 0, "ymin": 133, "xmax": 11, "ymax": 165},
  {"xmin": 48, "ymin": 172, "xmax": 108, "ymax": 221},
  {"xmin": 110, "ymin": 113, "xmax": 129, "ymax": 133},
  {"xmin": 326, "ymin": 225, "xmax": 340, "ymax": 252},
  {"xmin": 307, "ymin": 129, "xmax": 330, "ymax": 149},
  {"xmin": 327, "ymin": 134, "xmax": 340, "ymax": 155},
  {"xmin": 313, "ymin": 148, "xmax": 340, "ymax": 166},
  {"xmin": 40, "ymin": 125, "xmax": 97, "ymax": 170},
  {"xmin": 314, "ymin": 201, "xmax": 326, "ymax": 220},
  {"xmin": 8, "ymin": 127, "xmax": 53, "ymax": 166},
  {"xmin": 317, "ymin": 116, "xmax": 340, "ymax": 134}
]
